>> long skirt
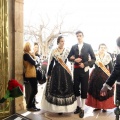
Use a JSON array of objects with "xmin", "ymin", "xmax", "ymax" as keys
[
  {"xmin": 86, "ymin": 67, "xmax": 115, "ymax": 109},
  {"xmin": 41, "ymin": 63, "xmax": 77, "ymax": 113}
]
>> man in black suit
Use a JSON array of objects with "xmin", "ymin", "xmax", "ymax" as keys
[
  {"xmin": 68, "ymin": 31, "xmax": 96, "ymax": 118},
  {"xmin": 100, "ymin": 37, "xmax": 120, "ymax": 96}
]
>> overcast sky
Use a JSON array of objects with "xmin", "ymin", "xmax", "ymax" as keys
[{"xmin": 24, "ymin": 0, "xmax": 120, "ymax": 52}]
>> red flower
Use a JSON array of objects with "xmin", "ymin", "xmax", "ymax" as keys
[{"xmin": 8, "ymin": 79, "xmax": 23, "ymax": 91}]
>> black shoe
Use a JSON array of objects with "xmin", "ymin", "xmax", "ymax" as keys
[
  {"xmin": 74, "ymin": 106, "xmax": 81, "ymax": 114},
  {"xmin": 35, "ymin": 101, "xmax": 39, "ymax": 104},
  {"xmin": 79, "ymin": 109, "xmax": 84, "ymax": 118},
  {"xmin": 102, "ymin": 109, "xmax": 107, "ymax": 112},
  {"xmin": 33, "ymin": 106, "xmax": 40, "ymax": 111},
  {"xmin": 93, "ymin": 108, "xmax": 101, "ymax": 112},
  {"xmin": 58, "ymin": 113, "xmax": 63, "ymax": 115},
  {"xmin": 27, "ymin": 107, "xmax": 40, "ymax": 111}
]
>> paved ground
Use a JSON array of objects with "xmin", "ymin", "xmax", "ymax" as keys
[{"xmin": 17, "ymin": 84, "xmax": 117, "ymax": 120}]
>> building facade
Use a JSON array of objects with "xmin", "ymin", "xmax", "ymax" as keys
[{"xmin": 0, "ymin": 0, "xmax": 24, "ymax": 118}]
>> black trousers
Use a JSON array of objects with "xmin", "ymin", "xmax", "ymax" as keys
[
  {"xmin": 26, "ymin": 78, "xmax": 38, "ymax": 108},
  {"xmin": 73, "ymin": 68, "xmax": 89, "ymax": 98}
]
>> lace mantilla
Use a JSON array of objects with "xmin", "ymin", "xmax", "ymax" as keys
[
  {"xmin": 51, "ymin": 48, "xmax": 69, "ymax": 62},
  {"xmin": 95, "ymin": 52, "xmax": 112, "ymax": 65}
]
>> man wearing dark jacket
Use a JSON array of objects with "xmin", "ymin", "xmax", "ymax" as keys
[
  {"xmin": 101, "ymin": 37, "xmax": 120, "ymax": 96},
  {"xmin": 68, "ymin": 31, "xmax": 96, "ymax": 118},
  {"xmin": 100, "ymin": 37, "xmax": 120, "ymax": 120}
]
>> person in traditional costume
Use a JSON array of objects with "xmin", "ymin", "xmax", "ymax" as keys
[
  {"xmin": 68, "ymin": 31, "xmax": 96, "ymax": 118},
  {"xmin": 41, "ymin": 36, "xmax": 76, "ymax": 115},
  {"xmin": 86, "ymin": 43, "xmax": 115, "ymax": 112},
  {"xmin": 100, "ymin": 37, "xmax": 120, "ymax": 120}
]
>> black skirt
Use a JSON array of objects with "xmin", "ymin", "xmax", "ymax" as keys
[{"xmin": 45, "ymin": 63, "xmax": 76, "ymax": 106}]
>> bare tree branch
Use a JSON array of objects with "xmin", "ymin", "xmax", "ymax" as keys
[{"xmin": 24, "ymin": 14, "xmax": 78, "ymax": 56}]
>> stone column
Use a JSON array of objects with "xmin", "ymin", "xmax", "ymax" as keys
[
  {"xmin": 14, "ymin": 0, "xmax": 24, "ymax": 111},
  {"xmin": 8, "ymin": 0, "xmax": 24, "ymax": 112},
  {"xmin": 15, "ymin": 0, "xmax": 24, "ymax": 111}
]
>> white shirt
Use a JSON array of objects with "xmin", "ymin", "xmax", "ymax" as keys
[
  {"xmin": 78, "ymin": 43, "xmax": 89, "ymax": 72},
  {"xmin": 78, "ymin": 43, "xmax": 83, "ymax": 55}
]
